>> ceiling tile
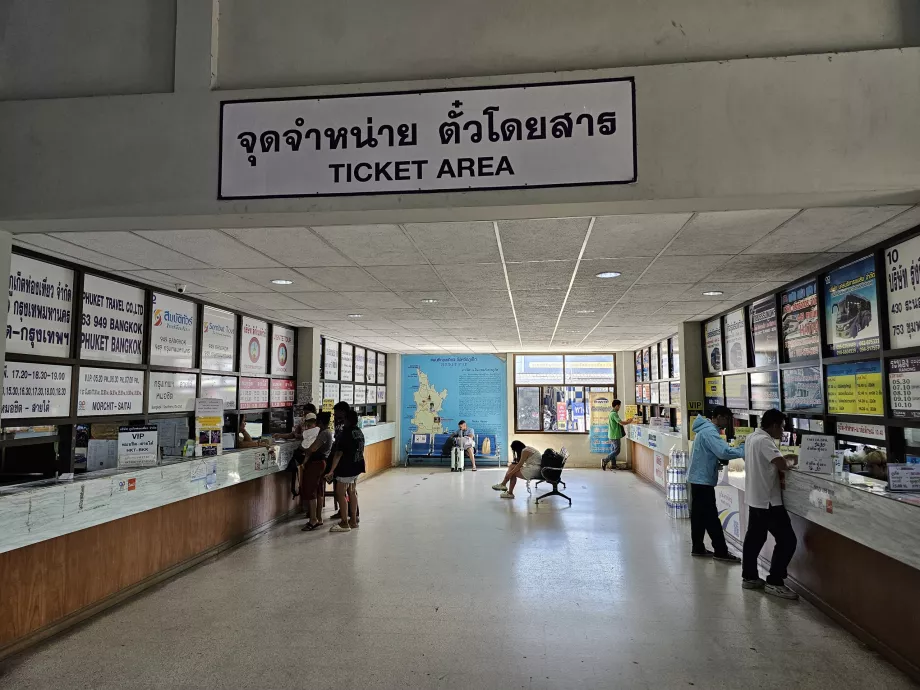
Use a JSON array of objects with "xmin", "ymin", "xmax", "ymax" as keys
[
  {"xmin": 743, "ymin": 206, "xmax": 911, "ymax": 254},
  {"xmin": 506, "ymin": 261, "xmax": 576, "ymax": 291},
  {"xmin": 637, "ymin": 255, "xmax": 733, "ymax": 285},
  {"xmin": 432, "ymin": 263, "xmax": 507, "ymax": 291},
  {"xmin": 396, "ymin": 292, "xmax": 461, "ymax": 307},
  {"xmin": 135, "ymin": 229, "xmax": 281, "ymax": 268},
  {"xmin": 367, "ymin": 265, "xmax": 447, "ymax": 292},
  {"xmin": 345, "ymin": 292, "xmax": 413, "ymax": 309},
  {"xmin": 698, "ymin": 253, "xmax": 798, "ymax": 283},
  {"xmin": 225, "ymin": 267, "xmax": 326, "ymax": 292},
  {"xmin": 161, "ymin": 269, "xmax": 272, "ymax": 293},
  {"xmin": 223, "ymin": 227, "xmax": 353, "ymax": 266},
  {"xmin": 586, "ymin": 213, "xmax": 691, "ymax": 258},
  {"xmin": 313, "ymin": 225, "xmax": 426, "ymax": 266},
  {"xmin": 621, "ymin": 283, "xmax": 696, "ymax": 301},
  {"xmin": 677, "ymin": 282, "xmax": 762, "ymax": 301},
  {"xmin": 665, "ymin": 210, "xmax": 798, "ymax": 256},
  {"xmin": 830, "ymin": 205, "xmax": 920, "ymax": 254},
  {"xmin": 288, "ymin": 292, "xmax": 358, "ymax": 309},
  {"xmin": 224, "ymin": 292, "xmax": 307, "ymax": 310},
  {"xmin": 293, "ymin": 266, "xmax": 382, "ymax": 291},
  {"xmin": 403, "ymin": 221, "xmax": 500, "ymax": 264},
  {"xmin": 777, "ymin": 253, "xmax": 850, "ymax": 281},
  {"xmin": 572, "ymin": 258, "xmax": 652, "ymax": 286},
  {"xmin": 657, "ymin": 300, "xmax": 721, "ymax": 315},
  {"xmin": 497, "ymin": 218, "xmax": 590, "ymax": 262},
  {"xmin": 50, "ymin": 232, "xmax": 206, "ymax": 270},
  {"xmin": 117, "ymin": 270, "xmax": 209, "ymax": 294},
  {"xmin": 14, "ymin": 235, "xmax": 144, "ymax": 271}
]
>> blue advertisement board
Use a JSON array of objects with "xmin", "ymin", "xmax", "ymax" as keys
[
  {"xmin": 824, "ymin": 255, "xmax": 879, "ymax": 356},
  {"xmin": 401, "ymin": 355, "xmax": 508, "ymax": 462}
]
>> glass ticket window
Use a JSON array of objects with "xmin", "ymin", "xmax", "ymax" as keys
[
  {"xmin": 838, "ymin": 440, "xmax": 887, "ymax": 481},
  {"xmin": 0, "ymin": 425, "xmax": 60, "ymax": 485}
]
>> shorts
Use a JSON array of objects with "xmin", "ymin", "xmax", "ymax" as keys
[
  {"xmin": 301, "ymin": 460, "xmax": 326, "ymax": 500},
  {"xmin": 456, "ymin": 437, "xmax": 474, "ymax": 451},
  {"xmin": 336, "ymin": 475, "xmax": 359, "ymax": 485},
  {"xmin": 522, "ymin": 464, "xmax": 542, "ymax": 481}
]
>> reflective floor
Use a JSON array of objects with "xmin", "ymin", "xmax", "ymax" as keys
[{"xmin": 1, "ymin": 469, "xmax": 914, "ymax": 689}]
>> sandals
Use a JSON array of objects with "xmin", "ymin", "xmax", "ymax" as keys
[{"xmin": 301, "ymin": 522, "xmax": 320, "ymax": 532}]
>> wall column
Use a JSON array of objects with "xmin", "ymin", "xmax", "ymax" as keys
[
  {"xmin": 295, "ymin": 327, "xmax": 321, "ymax": 407},
  {"xmin": 677, "ymin": 321, "xmax": 704, "ymax": 438}
]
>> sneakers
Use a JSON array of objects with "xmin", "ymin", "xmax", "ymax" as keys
[
  {"xmin": 500, "ymin": 491, "xmax": 514, "ymax": 499},
  {"xmin": 742, "ymin": 577, "xmax": 765, "ymax": 590},
  {"xmin": 329, "ymin": 523, "xmax": 351, "ymax": 533},
  {"xmin": 691, "ymin": 549, "xmax": 714, "ymax": 558},
  {"xmin": 765, "ymin": 583, "xmax": 799, "ymax": 600},
  {"xmin": 492, "ymin": 483, "xmax": 507, "ymax": 491},
  {"xmin": 713, "ymin": 553, "xmax": 742, "ymax": 564}
]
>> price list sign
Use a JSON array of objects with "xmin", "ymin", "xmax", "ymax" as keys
[
  {"xmin": 826, "ymin": 361, "xmax": 883, "ymax": 416},
  {"xmin": 889, "ymin": 357, "xmax": 920, "ymax": 419}
]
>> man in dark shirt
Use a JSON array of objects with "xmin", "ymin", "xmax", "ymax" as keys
[{"xmin": 325, "ymin": 409, "xmax": 366, "ymax": 532}]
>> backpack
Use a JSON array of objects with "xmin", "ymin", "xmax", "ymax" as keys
[
  {"xmin": 541, "ymin": 448, "xmax": 565, "ymax": 468},
  {"xmin": 440, "ymin": 436, "xmax": 455, "ymax": 457}
]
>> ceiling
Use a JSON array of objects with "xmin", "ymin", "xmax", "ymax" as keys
[{"xmin": 12, "ymin": 205, "xmax": 920, "ymax": 354}]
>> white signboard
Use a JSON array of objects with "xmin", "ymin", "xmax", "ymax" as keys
[
  {"xmin": 354, "ymin": 347, "xmax": 366, "ymax": 382},
  {"xmin": 799, "ymin": 434, "xmax": 835, "ymax": 474},
  {"xmin": 202, "ymin": 306, "xmax": 237, "ymax": 372},
  {"xmin": 148, "ymin": 371, "xmax": 197, "ymax": 413},
  {"xmin": 888, "ymin": 464, "xmax": 920, "ymax": 492},
  {"xmin": 239, "ymin": 316, "xmax": 268, "ymax": 375},
  {"xmin": 376, "ymin": 385, "xmax": 386, "ymax": 404},
  {"xmin": 2, "ymin": 362, "xmax": 72, "ymax": 419},
  {"xmin": 239, "ymin": 377, "xmax": 269, "ymax": 409},
  {"xmin": 705, "ymin": 319, "xmax": 723, "ymax": 374},
  {"xmin": 271, "ymin": 325, "xmax": 294, "ymax": 376},
  {"xmin": 150, "ymin": 292, "xmax": 197, "ymax": 368},
  {"xmin": 354, "ymin": 384, "xmax": 366, "ymax": 405},
  {"xmin": 324, "ymin": 339, "xmax": 339, "ymax": 380},
  {"xmin": 8, "ymin": 254, "xmax": 74, "ymax": 358},
  {"xmin": 366, "ymin": 352, "xmax": 376, "ymax": 384},
  {"xmin": 377, "ymin": 352, "xmax": 387, "ymax": 384},
  {"xmin": 117, "ymin": 425, "xmax": 158, "ymax": 468},
  {"xmin": 836, "ymin": 420, "xmax": 886, "ymax": 442},
  {"xmin": 340, "ymin": 383, "xmax": 355, "ymax": 405},
  {"xmin": 654, "ymin": 452, "xmax": 666, "ymax": 487},
  {"xmin": 80, "ymin": 275, "xmax": 145, "ymax": 364},
  {"xmin": 270, "ymin": 379, "xmax": 295, "ymax": 407},
  {"xmin": 340, "ymin": 343, "xmax": 354, "ymax": 382},
  {"xmin": 886, "ymin": 235, "xmax": 920, "ymax": 349},
  {"xmin": 323, "ymin": 381, "xmax": 340, "ymax": 401},
  {"xmin": 723, "ymin": 309, "xmax": 748, "ymax": 370},
  {"xmin": 200, "ymin": 375, "xmax": 237, "ymax": 410},
  {"xmin": 77, "ymin": 367, "xmax": 144, "ymax": 417},
  {"xmin": 220, "ymin": 78, "xmax": 637, "ymax": 198}
]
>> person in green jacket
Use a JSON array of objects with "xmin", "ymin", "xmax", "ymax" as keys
[{"xmin": 602, "ymin": 399, "xmax": 632, "ymax": 470}]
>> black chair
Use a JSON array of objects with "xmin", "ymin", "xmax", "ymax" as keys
[{"xmin": 535, "ymin": 448, "xmax": 571, "ymax": 505}]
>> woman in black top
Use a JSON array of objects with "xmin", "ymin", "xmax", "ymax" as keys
[{"xmin": 325, "ymin": 410, "xmax": 366, "ymax": 532}]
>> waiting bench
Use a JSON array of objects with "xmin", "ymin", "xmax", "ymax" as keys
[{"xmin": 405, "ymin": 433, "xmax": 503, "ymax": 467}]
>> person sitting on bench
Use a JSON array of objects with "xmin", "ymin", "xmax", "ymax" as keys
[
  {"xmin": 451, "ymin": 420, "xmax": 477, "ymax": 471},
  {"xmin": 492, "ymin": 440, "xmax": 542, "ymax": 499}
]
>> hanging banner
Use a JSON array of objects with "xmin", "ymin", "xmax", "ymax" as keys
[
  {"xmin": 200, "ymin": 375, "xmax": 237, "ymax": 410},
  {"xmin": 77, "ymin": 367, "xmax": 144, "ymax": 416},
  {"xmin": 201, "ymin": 306, "xmax": 236, "ymax": 372},
  {"xmin": 2, "ymin": 362, "xmax": 72, "ymax": 419},
  {"xmin": 377, "ymin": 352, "xmax": 387, "ymax": 384},
  {"xmin": 781, "ymin": 280, "xmax": 819, "ymax": 363},
  {"xmin": 324, "ymin": 339, "xmax": 340, "ymax": 380},
  {"xmin": 150, "ymin": 293, "xmax": 196, "ymax": 368},
  {"xmin": 7, "ymin": 254, "xmax": 74, "ymax": 358},
  {"xmin": 749, "ymin": 371, "xmax": 780, "ymax": 411},
  {"xmin": 826, "ymin": 361, "xmax": 883, "ymax": 416},
  {"xmin": 723, "ymin": 308, "xmax": 748, "ymax": 370},
  {"xmin": 705, "ymin": 319, "xmax": 723, "ymax": 373},
  {"xmin": 885, "ymin": 236, "xmax": 920, "ymax": 349},
  {"xmin": 339, "ymin": 343, "xmax": 354, "ymax": 381},
  {"xmin": 824, "ymin": 256, "xmax": 879, "ymax": 356},
  {"xmin": 271, "ymin": 325, "xmax": 294, "ymax": 376},
  {"xmin": 782, "ymin": 366, "xmax": 823, "ymax": 412},
  {"xmin": 889, "ymin": 357, "xmax": 920, "ymax": 419},
  {"xmin": 219, "ymin": 78, "xmax": 637, "ymax": 199},
  {"xmin": 750, "ymin": 296, "xmax": 778, "ymax": 367},
  {"xmin": 588, "ymin": 392, "xmax": 614, "ymax": 454},
  {"xmin": 148, "ymin": 371, "xmax": 198, "ymax": 413},
  {"xmin": 239, "ymin": 377, "xmax": 269, "ymax": 409},
  {"xmin": 354, "ymin": 347, "xmax": 366, "ymax": 382},
  {"xmin": 239, "ymin": 317, "xmax": 268, "ymax": 375},
  {"xmin": 704, "ymin": 377, "xmax": 724, "ymax": 408},
  {"xmin": 80, "ymin": 275, "xmax": 145, "ymax": 364},
  {"xmin": 270, "ymin": 378, "xmax": 295, "ymax": 407}
]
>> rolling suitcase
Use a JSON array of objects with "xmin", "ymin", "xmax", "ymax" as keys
[{"xmin": 450, "ymin": 445, "xmax": 465, "ymax": 472}]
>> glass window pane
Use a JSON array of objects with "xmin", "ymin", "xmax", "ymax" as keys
[
  {"xmin": 515, "ymin": 354, "xmax": 564, "ymax": 385},
  {"xmin": 542, "ymin": 386, "xmax": 586, "ymax": 432},
  {"xmin": 515, "ymin": 387, "xmax": 541, "ymax": 431},
  {"xmin": 564, "ymin": 354, "xmax": 615, "ymax": 384}
]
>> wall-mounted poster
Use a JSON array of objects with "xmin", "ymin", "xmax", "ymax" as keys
[
  {"xmin": 659, "ymin": 342, "xmax": 669, "ymax": 380},
  {"xmin": 150, "ymin": 292, "xmax": 196, "ymax": 368},
  {"xmin": 750, "ymin": 296, "xmax": 779, "ymax": 367},
  {"xmin": 354, "ymin": 384, "xmax": 366, "ymax": 405},
  {"xmin": 642, "ymin": 348, "xmax": 650, "ymax": 381},
  {"xmin": 323, "ymin": 381, "xmax": 340, "ymax": 401},
  {"xmin": 80, "ymin": 275, "xmax": 145, "ymax": 364},
  {"xmin": 8, "ymin": 254, "xmax": 74, "ymax": 358},
  {"xmin": 825, "ymin": 256, "xmax": 879, "ymax": 356},
  {"xmin": 377, "ymin": 385, "xmax": 386, "ymax": 403},
  {"xmin": 659, "ymin": 381, "xmax": 670, "ymax": 405},
  {"xmin": 240, "ymin": 317, "xmax": 268, "ymax": 375},
  {"xmin": 781, "ymin": 280, "xmax": 819, "ymax": 363},
  {"xmin": 340, "ymin": 383, "xmax": 355, "ymax": 405},
  {"xmin": 650, "ymin": 380, "xmax": 660, "ymax": 404},
  {"xmin": 826, "ymin": 361, "xmax": 883, "ymax": 416},
  {"xmin": 77, "ymin": 367, "xmax": 144, "ymax": 416},
  {"xmin": 339, "ymin": 343, "xmax": 354, "ymax": 382},
  {"xmin": 2, "ymin": 362, "xmax": 72, "ymax": 419},
  {"xmin": 669, "ymin": 381, "xmax": 681, "ymax": 405},
  {"xmin": 635, "ymin": 383, "xmax": 644, "ymax": 404},
  {"xmin": 239, "ymin": 377, "xmax": 269, "ymax": 409},
  {"xmin": 635, "ymin": 351, "xmax": 642, "ymax": 382},
  {"xmin": 148, "ymin": 371, "xmax": 197, "ymax": 413},
  {"xmin": 270, "ymin": 379, "xmax": 295, "ymax": 408},
  {"xmin": 354, "ymin": 347, "xmax": 366, "ymax": 383},
  {"xmin": 200, "ymin": 375, "xmax": 237, "ymax": 410},
  {"xmin": 724, "ymin": 374, "xmax": 749, "ymax": 409},
  {"xmin": 723, "ymin": 309, "xmax": 748, "ymax": 370},
  {"xmin": 704, "ymin": 376, "xmax": 724, "ymax": 408},
  {"xmin": 271, "ymin": 325, "xmax": 295, "ymax": 376},
  {"xmin": 650, "ymin": 343, "xmax": 659, "ymax": 381},
  {"xmin": 201, "ymin": 306, "xmax": 236, "ymax": 372},
  {"xmin": 750, "ymin": 371, "xmax": 780, "ymax": 410},
  {"xmin": 888, "ymin": 357, "xmax": 920, "ymax": 419},
  {"xmin": 885, "ymin": 236, "xmax": 920, "ymax": 349},
  {"xmin": 377, "ymin": 352, "xmax": 387, "ymax": 384},
  {"xmin": 642, "ymin": 383, "xmax": 651, "ymax": 405},
  {"xmin": 366, "ymin": 351, "xmax": 376, "ymax": 383},
  {"xmin": 670, "ymin": 337, "xmax": 679, "ymax": 377},
  {"xmin": 782, "ymin": 366, "xmax": 823, "ymax": 412},
  {"xmin": 705, "ymin": 319, "xmax": 723, "ymax": 373},
  {"xmin": 323, "ymin": 338, "xmax": 339, "ymax": 380}
]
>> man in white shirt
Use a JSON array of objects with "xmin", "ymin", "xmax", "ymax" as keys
[{"xmin": 742, "ymin": 409, "xmax": 799, "ymax": 600}]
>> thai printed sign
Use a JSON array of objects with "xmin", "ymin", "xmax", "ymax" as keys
[
  {"xmin": 377, "ymin": 352, "xmax": 387, "ymax": 384},
  {"xmin": 366, "ymin": 350, "xmax": 376, "ymax": 383},
  {"xmin": 7, "ymin": 254, "xmax": 74, "ymax": 358},
  {"xmin": 885, "ymin": 237, "xmax": 920, "ymax": 349},
  {"xmin": 723, "ymin": 309, "xmax": 748, "ymax": 370},
  {"xmin": 750, "ymin": 296, "xmax": 778, "ymax": 367},
  {"xmin": 148, "ymin": 371, "xmax": 197, "ymax": 413},
  {"xmin": 201, "ymin": 306, "xmax": 236, "ymax": 372},
  {"xmin": 705, "ymin": 319, "xmax": 722, "ymax": 374},
  {"xmin": 239, "ymin": 377, "xmax": 269, "ymax": 409},
  {"xmin": 117, "ymin": 426, "xmax": 158, "ymax": 468},
  {"xmin": 324, "ymin": 338, "xmax": 339, "ymax": 380},
  {"xmin": 588, "ymin": 391, "xmax": 613, "ymax": 454},
  {"xmin": 781, "ymin": 280, "xmax": 819, "ymax": 363},
  {"xmin": 80, "ymin": 275, "xmax": 145, "ymax": 364},
  {"xmin": 200, "ymin": 375, "xmax": 237, "ymax": 410},
  {"xmin": 354, "ymin": 347, "xmax": 366, "ymax": 382},
  {"xmin": 339, "ymin": 343, "xmax": 354, "ymax": 381},
  {"xmin": 239, "ymin": 317, "xmax": 268, "ymax": 375},
  {"xmin": 150, "ymin": 293, "xmax": 196, "ymax": 368},
  {"xmin": 77, "ymin": 367, "xmax": 144, "ymax": 416},
  {"xmin": 2, "ymin": 362, "xmax": 72, "ymax": 419},
  {"xmin": 270, "ymin": 378, "xmax": 295, "ymax": 407},
  {"xmin": 219, "ymin": 78, "xmax": 636, "ymax": 198},
  {"xmin": 836, "ymin": 420, "xmax": 886, "ymax": 441},
  {"xmin": 271, "ymin": 325, "xmax": 294, "ymax": 376}
]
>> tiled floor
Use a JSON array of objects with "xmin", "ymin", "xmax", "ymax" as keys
[{"xmin": 1, "ymin": 468, "xmax": 915, "ymax": 689}]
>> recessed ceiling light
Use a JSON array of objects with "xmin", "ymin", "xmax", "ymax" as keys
[
  {"xmin": 347, "ymin": 313, "xmax": 362, "ymax": 318},
  {"xmin": 271, "ymin": 279, "xmax": 294, "ymax": 285},
  {"xmin": 575, "ymin": 309, "xmax": 596, "ymax": 314},
  {"xmin": 421, "ymin": 298, "xmax": 439, "ymax": 304},
  {"xmin": 702, "ymin": 290, "xmax": 723, "ymax": 296},
  {"xmin": 595, "ymin": 271, "xmax": 622, "ymax": 279}
]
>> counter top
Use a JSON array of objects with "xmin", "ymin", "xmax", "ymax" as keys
[
  {"xmin": 362, "ymin": 421, "xmax": 396, "ymax": 446},
  {"xmin": 627, "ymin": 424, "xmax": 687, "ymax": 454}
]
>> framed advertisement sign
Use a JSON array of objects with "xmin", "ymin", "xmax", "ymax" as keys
[
  {"xmin": 271, "ymin": 325, "xmax": 295, "ymax": 376},
  {"xmin": 366, "ymin": 351, "xmax": 376, "ymax": 384},
  {"xmin": 200, "ymin": 375, "xmax": 237, "ymax": 410},
  {"xmin": 826, "ymin": 361, "xmax": 883, "ymax": 416},
  {"xmin": 150, "ymin": 293, "xmax": 196, "ymax": 368},
  {"xmin": 704, "ymin": 376, "xmax": 724, "ymax": 408},
  {"xmin": 750, "ymin": 296, "xmax": 778, "ymax": 367},
  {"xmin": 270, "ymin": 379, "xmax": 295, "ymax": 408},
  {"xmin": 148, "ymin": 371, "xmax": 197, "ymax": 413},
  {"xmin": 825, "ymin": 256, "xmax": 879, "ymax": 356},
  {"xmin": 240, "ymin": 317, "xmax": 268, "ymax": 375},
  {"xmin": 642, "ymin": 348, "xmax": 650, "ymax": 381},
  {"xmin": 659, "ymin": 341, "xmax": 669, "ymax": 380},
  {"xmin": 724, "ymin": 374, "xmax": 749, "ymax": 410},
  {"xmin": 201, "ymin": 306, "xmax": 236, "ymax": 372},
  {"xmin": 781, "ymin": 280, "xmax": 819, "ymax": 363},
  {"xmin": 723, "ymin": 308, "xmax": 748, "ymax": 370},
  {"xmin": 705, "ymin": 319, "xmax": 722, "ymax": 373},
  {"xmin": 340, "ymin": 343, "xmax": 354, "ymax": 382},
  {"xmin": 2, "ymin": 362, "xmax": 72, "ymax": 419},
  {"xmin": 80, "ymin": 275, "xmax": 145, "ymax": 364},
  {"xmin": 77, "ymin": 367, "xmax": 144, "ymax": 417},
  {"xmin": 354, "ymin": 347, "xmax": 366, "ymax": 382},
  {"xmin": 239, "ymin": 377, "xmax": 269, "ymax": 409},
  {"xmin": 885, "ymin": 237, "xmax": 920, "ymax": 349},
  {"xmin": 324, "ymin": 339, "xmax": 340, "ymax": 380},
  {"xmin": 7, "ymin": 254, "xmax": 74, "ymax": 358},
  {"xmin": 889, "ymin": 357, "xmax": 920, "ymax": 419},
  {"xmin": 782, "ymin": 366, "xmax": 823, "ymax": 412},
  {"xmin": 650, "ymin": 343, "xmax": 659, "ymax": 381},
  {"xmin": 750, "ymin": 371, "xmax": 780, "ymax": 411},
  {"xmin": 377, "ymin": 352, "xmax": 387, "ymax": 384}
]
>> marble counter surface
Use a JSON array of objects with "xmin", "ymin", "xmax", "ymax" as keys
[
  {"xmin": 627, "ymin": 424, "xmax": 687, "ymax": 454},
  {"xmin": 0, "ymin": 442, "xmax": 299, "ymax": 555},
  {"xmin": 361, "ymin": 421, "xmax": 396, "ymax": 446}
]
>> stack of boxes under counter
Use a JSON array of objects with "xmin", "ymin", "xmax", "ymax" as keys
[{"xmin": 666, "ymin": 448, "xmax": 689, "ymax": 519}]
